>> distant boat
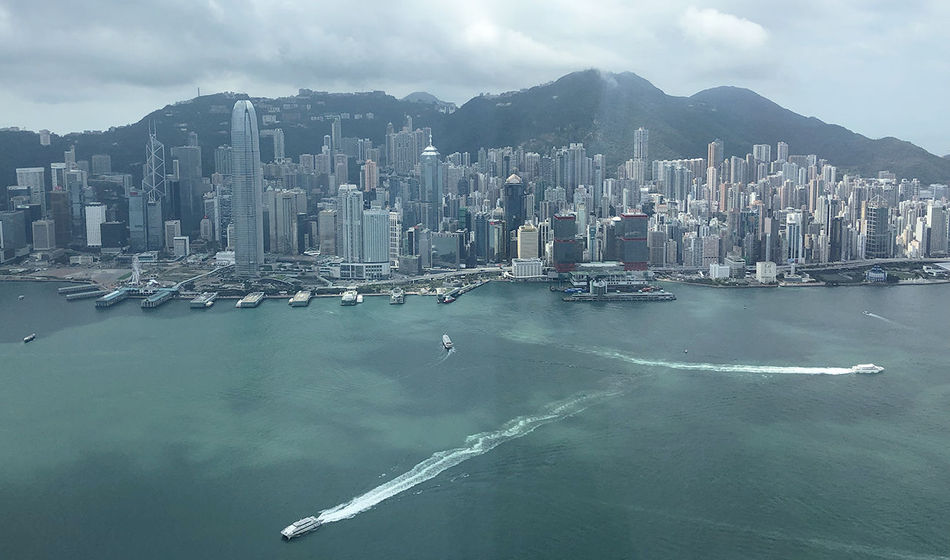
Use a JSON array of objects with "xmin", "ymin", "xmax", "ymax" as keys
[
  {"xmin": 439, "ymin": 295, "xmax": 456, "ymax": 304},
  {"xmin": 356, "ymin": 294, "xmax": 364, "ymax": 304},
  {"xmin": 23, "ymin": 333, "xmax": 36, "ymax": 343},
  {"xmin": 18, "ymin": 295, "xmax": 25, "ymax": 300},
  {"xmin": 862, "ymin": 310, "xmax": 872, "ymax": 316},
  {"xmin": 683, "ymin": 349, "xmax": 688, "ymax": 354},
  {"xmin": 442, "ymin": 334, "xmax": 453, "ymax": 350},
  {"xmin": 390, "ymin": 288, "xmax": 405, "ymax": 304},
  {"xmin": 851, "ymin": 363, "xmax": 884, "ymax": 374}
]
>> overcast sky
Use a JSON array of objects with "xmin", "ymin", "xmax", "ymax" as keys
[{"xmin": 0, "ymin": 0, "xmax": 947, "ymax": 155}]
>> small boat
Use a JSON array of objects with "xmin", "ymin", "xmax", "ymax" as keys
[
  {"xmin": 851, "ymin": 363, "xmax": 884, "ymax": 374},
  {"xmin": 280, "ymin": 516, "xmax": 322, "ymax": 540},
  {"xmin": 683, "ymin": 349, "xmax": 688, "ymax": 354},
  {"xmin": 442, "ymin": 334, "xmax": 453, "ymax": 350},
  {"xmin": 356, "ymin": 294, "xmax": 364, "ymax": 304},
  {"xmin": 18, "ymin": 295, "xmax": 25, "ymax": 300},
  {"xmin": 439, "ymin": 295, "xmax": 456, "ymax": 304},
  {"xmin": 23, "ymin": 333, "xmax": 36, "ymax": 343},
  {"xmin": 862, "ymin": 310, "xmax": 872, "ymax": 316}
]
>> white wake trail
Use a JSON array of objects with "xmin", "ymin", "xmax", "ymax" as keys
[
  {"xmin": 307, "ymin": 389, "xmax": 620, "ymax": 525},
  {"xmin": 597, "ymin": 350, "xmax": 854, "ymax": 375}
]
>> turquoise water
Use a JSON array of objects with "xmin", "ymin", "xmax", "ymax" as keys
[{"xmin": 0, "ymin": 281, "xmax": 948, "ymax": 559}]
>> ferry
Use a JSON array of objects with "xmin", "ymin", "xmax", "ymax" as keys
[
  {"xmin": 442, "ymin": 334, "xmax": 453, "ymax": 350},
  {"xmin": 190, "ymin": 292, "xmax": 217, "ymax": 309},
  {"xmin": 280, "ymin": 516, "xmax": 322, "ymax": 540},
  {"xmin": 852, "ymin": 363, "xmax": 884, "ymax": 374},
  {"xmin": 23, "ymin": 333, "xmax": 36, "ymax": 343},
  {"xmin": 341, "ymin": 290, "xmax": 358, "ymax": 306},
  {"xmin": 390, "ymin": 288, "xmax": 405, "ymax": 304},
  {"xmin": 439, "ymin": 295, "xmax": 456, "ymax": 304}
]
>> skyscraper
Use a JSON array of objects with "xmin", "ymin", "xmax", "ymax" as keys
[
  {"xmin": 420, "ymin": 141, "xmax": 443, "ymax": 231},
  {"xmin": 707, "ymin": 139, "xmax": 724, "ymax": 176},
  {"xmin": 231, "ymin": 100, "xmax": 264, "ymax": 277},
  {"xmin": 776, "ymin": 141, "xmax": 789, "ymax": 163},
  {"xmin": 503, "ymin": 174, "xmax": 526, "ymax": 237},
  {"xmin": 336, "ymin": 184, "xmax": 364, "ymax": 263},
  {"xmin": 633, "ymin": 127, "xmax": 649, "ymax": 161}
]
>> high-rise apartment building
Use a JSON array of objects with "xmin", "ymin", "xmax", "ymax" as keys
[
  {"xmin": 336, "ymin": 184, "xmax": 363, "ymax": 262},
  {"xmin": 707, "ymin": 139, "xmax": 724, "ymax": 176}
]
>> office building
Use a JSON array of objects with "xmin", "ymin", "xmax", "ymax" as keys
[
  {"xmin": 32, "ymin": 219, "xmax": 56, "ymax": 250},
  {"xmin": 85, "ymin": 203, "xmax": 107, "ymax": 247},
  {"xmin": 231, "ymin": 100, "xmax": 265, "ymax": 277}
]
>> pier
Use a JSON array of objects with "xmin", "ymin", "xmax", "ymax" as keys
[
  {"xmin": 236, "ymin": 292, "xmax": 265, "ymax": 308},
  {"xmin": 65, "ymin": 289, "xmax": 107, "ymax": 301},
  {"xmin": 437, "ymin": 279, "xmax": 490, "ymax": 303},
  {"xmin": 141, "ymin": 289, "xmax": 176, "ymax": 309},
  {"xmin": 562, "ymin": 291, "xmax": 676, "ymax": 302},
  {"xmin": 57, "ymin": 284, "xmax": 102, "ymax": 295},
  {"xmin": 289, "ymin": 290, "xmax": 312, "ymax": 307},
  {"xmin": 95, "ymin": 288, "xmax": 130, "ymax": 308}
]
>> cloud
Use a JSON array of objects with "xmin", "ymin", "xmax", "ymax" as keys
[
  {"xmin": 679, "ymin": 6, "xmax": 768, "ymax": 50},
  {"xmin": 0, "ymin": 1, "xmax": 946, "ymax": 154}
]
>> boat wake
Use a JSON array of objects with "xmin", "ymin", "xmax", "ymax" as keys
[
  {"xmin": 596, "ymin": 350, "xmax": 853, "ymax": 376},
  {"xmin": 307, "ymin": 388, "xmax": 621, "ymax": 525},
  {"xmin": 864, "ymin": 311, "xmax": 900, "ymax": 325}
]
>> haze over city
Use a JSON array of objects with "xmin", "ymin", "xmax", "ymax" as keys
[{"xmin": 0, "ymin": 0, "xmax": 948, "ymax": 155}]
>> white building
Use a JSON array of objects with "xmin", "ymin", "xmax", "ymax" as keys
[
  {"xmin": 512, "ymin": 258, "xmax": 544, "ymax": 278},
  {"xmin": 756, "ymin": 261, "xmax": 777, "ymax": 283},
  {"xmin": 709, "ymin": 263, "xmax": 731, "ymax": 280},
  {"xmin": 336, "ymin": 184, "xmax": 363, "ymax": 262},
  {"xmin": 84, "ymin": 203, "xmax": 107, "ymax": 247}
]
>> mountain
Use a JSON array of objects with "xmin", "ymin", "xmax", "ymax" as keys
[
  {"xmin": 2, "ymin": 70, "xmax": 948, "ymax": 188},
  {"xmin": 437, "ymin": 70, "xmax": 950, "ymax": 182}
]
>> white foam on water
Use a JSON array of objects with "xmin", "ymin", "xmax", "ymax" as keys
[
  {"xmin": 594, "ymin": 350, "xmax": 854, "ymax": 375},
  {"xmin": 300, "ymin": 389, "xmax": 620, "ymax": 525}
]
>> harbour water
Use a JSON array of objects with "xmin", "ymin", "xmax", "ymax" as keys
[{"xmin": 1, "ymin": 281, "xmax": 948, "ymax": 559}]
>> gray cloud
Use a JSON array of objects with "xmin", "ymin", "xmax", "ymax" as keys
[{"xmin": 0, "ymin": 0, "xmax": 947, "ymax": 156}]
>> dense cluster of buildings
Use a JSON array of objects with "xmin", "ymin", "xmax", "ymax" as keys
[{"xmin": 2, "ymin": 99, "xmax": 948, "ymax": 282}]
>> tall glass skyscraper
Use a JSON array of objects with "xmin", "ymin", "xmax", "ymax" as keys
[{"xmin": 231, "ymin": 100, "xmax": 264, "ymax": 277}]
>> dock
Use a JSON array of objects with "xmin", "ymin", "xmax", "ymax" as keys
[
  {"xmin": 65, "ymin": 289, "xmax": 107, "ymax": 301},
  {"xmin": 289, "ymin": 290, "xmax": 312, "ymax": 307},
  {"xmin": 236, "ymin": 292, "xmax": 265, "ymax": 308},
  {"xmin": 58, "ymin": 284, "xmax": 102, "ymax": 295},
  {"xmin": 562, "ymin": 291, "xmax": 676, "ymax": 302},
  {"xmin": 141, "ymin": 289, "xmax": 176, "ymax": 309},
  {"xmin": 190, "ymin": 292, "xmax": 218, "ymax": 309},
  {"xmin": 437, "ymin": 279, "xmax": 490, "ymax": 303},
  {"xmin": 95, "ymin": 288, "xmax": 130, "ymax": 308}
]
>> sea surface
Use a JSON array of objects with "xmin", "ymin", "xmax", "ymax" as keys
[{"xmin": 0, "ymin": 281, "xmax": 948, "ymax": 559}]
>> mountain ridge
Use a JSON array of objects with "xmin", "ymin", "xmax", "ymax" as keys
[{"xmin": 1, "ymin": 70, "xmax": 948, "ymax": 188}]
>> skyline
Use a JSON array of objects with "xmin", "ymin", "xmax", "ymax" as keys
[{"xmin": 0, "ymin": 1, "xmax": 948, "ymax": 156}]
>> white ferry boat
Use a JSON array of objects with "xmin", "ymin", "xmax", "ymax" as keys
[
  {"xmin": 280, "ymin": 516, "xmax": 322, "ymax": 539},
  {"xmin": 851, "ymin": 363, "xmax": 884, "ymax": 374}
]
